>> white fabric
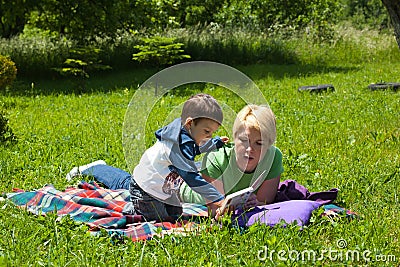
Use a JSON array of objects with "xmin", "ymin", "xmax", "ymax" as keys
[{"xmin": 133, "ymin": 140, "xmax": 175, "ymax": 201}]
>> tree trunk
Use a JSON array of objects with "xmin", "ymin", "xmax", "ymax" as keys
[{"xmin": 381, "ymin": 0, "xmax": 400, "ymax": 49}]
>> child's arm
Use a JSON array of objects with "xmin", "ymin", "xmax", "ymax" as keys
[
  {"xmin": 173, "ymin": 167, "xmax": 224, "ymax": 204},
  {"xmin": 202, "ymin": 173, "xmax": 225, "ymax": 195},
  {"xmin": 207, "ymin": 199, "xmax": 225, "ymax": 218},
  {"xmin": 198, "ymin": 136, "xmax": 229, "ymax": 153}
]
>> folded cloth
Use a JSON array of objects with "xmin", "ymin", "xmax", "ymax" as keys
[{"xmin": 275, "ymin": 180, "xmax": 338, "ymax": 204}]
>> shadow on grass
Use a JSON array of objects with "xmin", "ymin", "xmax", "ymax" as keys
[
  {"xmin": 2, "ymin": 63, "xmax": 359, "ymax": 97},
  {"xmin": 2, "ymin": 67, "xmax": 158, "ymax": 97},
  {"xmin": 237, "ymin": 64, "xmax": 359, "ymax": 81}
]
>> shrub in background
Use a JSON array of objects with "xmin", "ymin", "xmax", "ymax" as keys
[
  {"xmin": 0, "ymin": 29, "xmax": 141, "ymax": 78},
  {"xmin": 172, "ymin": 27, "xmax": 298, "ymax": 65},
  {"xmin": 213, "ymin": 0, "xmax": 342, "ymax": 40},
  {"xmin": 94, "ymin": 30, "xmax": 141, "ymax": 70},
  {"xmin": 132, "ymin": 36, "xmax": 191, "ymax": 67},
  {"xmin": 0, "ymin": 55, "xmax": 17, "ymax": 89},
  {"xmin": 0, "ymin": 110, "xmax": 17, "ymax": 145},
  {"xmin": 0, "ymin": 34, "xmax": 71, "ymax": 78},
  {"xmin": 53, "ymin": 46, "xmax": 111, "ymax": 90},
  {"xmin": 0, "ymin": 22, "xmax": 397, "ymax": 79},
  {"xmin": 342, "ymin": 0, "xmax": 390, "ymax": 30}
]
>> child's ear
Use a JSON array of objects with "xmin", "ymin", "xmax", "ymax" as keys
[{"xmin": 184, "ymin": 117, "xmax": 193, "ymax": 127}]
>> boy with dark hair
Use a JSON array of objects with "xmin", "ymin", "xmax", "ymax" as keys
[{"xmin": 67, "ymin": 93, "xmax": 228, "ymax": 221}]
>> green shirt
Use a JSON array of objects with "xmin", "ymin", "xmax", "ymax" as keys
[{"xmin": 179, "ymin": 143, "xmax": 284, "ymax": 204}]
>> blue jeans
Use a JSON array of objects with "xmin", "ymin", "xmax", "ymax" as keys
[
  {"xmin": 82, "ymin": 165, "xmax": 183, "ymax": 221},
  {"xmin": 82, "ymin": 164, "xmax": 131, "ymax": 190}
]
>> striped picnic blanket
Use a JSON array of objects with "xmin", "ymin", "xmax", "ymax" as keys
[{"xmin": 7, "ymin": 181, "xmax": 208, "ymax": 241}]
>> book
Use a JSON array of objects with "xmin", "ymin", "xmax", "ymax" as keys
[{"xmin": 218, "ymin": 170, "xmax": 266, "ymax": 213}]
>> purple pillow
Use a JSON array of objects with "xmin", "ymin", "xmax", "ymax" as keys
[{"xmin": 233, "ymin": 200, "xmax": 321, "ymax": 227}]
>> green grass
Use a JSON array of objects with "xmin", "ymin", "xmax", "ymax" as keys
[{"xmin": 0, "ymin": 29, "xmax": 399, "ymax": 266}]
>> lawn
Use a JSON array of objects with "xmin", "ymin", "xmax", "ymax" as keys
[{"xmin": 0, "ymin": 37, "xmax": 399, "ymax": 265}]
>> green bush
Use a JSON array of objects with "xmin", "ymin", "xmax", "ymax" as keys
[
  {"xmin": 132, "ymin": 36, "xmax": 191, "ymax": 67},
  {"xmin": 53, "ymin": 46, "xmax": 112, "ymax": 90},
  {"xmin": 172, "ymin": 27, "xmax": 298, "ymax": 65},
  {"xmin": 213, "ymin": 0, "xmax": 342, "ymax": 39},
  {"xmin": 342, "ymin": 0, "xmax": 390, "ymax": 30},
  {"xmin": 0, "ymin": 55, "xmax": 17, "ymax": 89},
  {"xmin": 0, "ymin": 31, "xmax": 140, "ymax": 78},
  {"xmin": 0, "ymin": 35, "xmax": 71, "ymax": 78},
  {"xmin": 0, "ymin": 110, "xmax": 17, "ymax": 145}
]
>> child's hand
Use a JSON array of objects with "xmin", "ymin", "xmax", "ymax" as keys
[
  {"xmin": 215, "ymin": 206, "xmax": 227, "ymax": 220},
  {"xmin": 220, "ymin": 136, "xmax": 229, "ymax": 144},
  {"xmin": 215, "ymin": 204, "xmax": 235, "ymax": 220},
  {"xmin": 215, "ymin": 207, "xmax": 223, "ymax": 220},
  {"xmin": 207, "ymin": 199, "xmax": 226, "ymax": 219}
]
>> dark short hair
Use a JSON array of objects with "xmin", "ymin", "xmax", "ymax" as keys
[{"xmin": 181, "ymin": 93, "xmax": 223, "ymax": 125}]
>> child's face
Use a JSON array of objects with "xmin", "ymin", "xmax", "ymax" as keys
[{"xmin": 187, "ymin": 118, "xmax": 220, "ymax": 146}]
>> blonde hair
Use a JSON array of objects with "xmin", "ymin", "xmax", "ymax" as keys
[
  {"xmin": 233, "ymin": 104, "xmax": 276, "ymax": 147},
  {"xmin": 181, "ymin": 93, "xmax": 223, "ymax": 125}
]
